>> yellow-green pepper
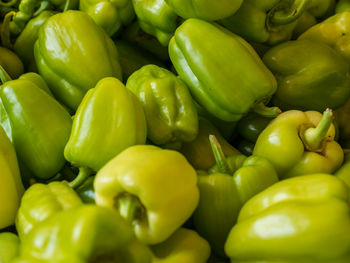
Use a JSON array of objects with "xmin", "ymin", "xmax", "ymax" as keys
[
  {"xmin": 0, "ymin": 125, "xmax": 24, "ymax": 229},
  {"xmin": 253, "ymin": 109, "xmax": 344, "ymax": 179},
  {"xmin": 94, "ymin": 145, "xmax": 200, "ymax": 244},
  {"xmin": 225, "ymin": 174, "xmax": 350, "ymax": 263},
  {"xmin": 0, "ymin": 232, "xmax": 20, "ymax": 263}
]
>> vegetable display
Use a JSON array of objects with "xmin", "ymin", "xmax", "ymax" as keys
[{"xmin": 1, "ymin": 1, "xmax": 350, "ymax": 262}]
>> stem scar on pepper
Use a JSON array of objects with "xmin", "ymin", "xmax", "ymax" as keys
[{"xmin": 115, "ymin": 193, "xmax": 147, "ymax": 225}]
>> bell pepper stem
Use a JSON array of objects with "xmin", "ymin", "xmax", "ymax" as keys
[
  {"xmin": 33, "ymin": 1, "xmax": 50, "ymax": 16},
  {"xmin": 209, "ymin": 134, "xmax": 231, "ymax": 174},
  {"xmin": 63, "ymin": 0, "xmax": 71, "ymax": 12},
  {"xmin": 68, "ymin": 167, "xmax": 93, "ymax": 189},
  {"xmin": 116, "ymin": 194, "xmax": 144, "ymax": 224},
  {"xmin": 252, "ymin": 102, "xmax": 281, "ymax": 118},
  {"xmin": 0, "ymin": 0, "xmax": 17, "ymax": 7},
  {"xmin": 302, "ymin": 108, "xmax": 333, "ymax": 151},
  {"xmin": 269, "ymin": 0, "xmax": 309, "ymax": 25},
  {"xmin": 0, "ymin": 65, "xmax": 12, "ymax": 84},
  {"xmin": 1, "ymin": 11, "xmax": 15, "ymax": 49}
]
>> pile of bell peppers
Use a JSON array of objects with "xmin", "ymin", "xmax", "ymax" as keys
[{"xmin": 2, "ymin": 0, "xmax": 350, "ymax": 262}]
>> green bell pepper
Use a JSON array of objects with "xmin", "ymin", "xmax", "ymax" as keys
[
  {"xmin": 95, "ymin": 145, "xmax": 200, "ymax": 244},
  {"xmin": 13, "ymin": 205, "xmax": 152, "ymax": 263},
  {"xmin": 75, "ymin": 176, "xmax": 95, "ymax": 204},
  {"xmin": 126, "ymin": 64, "xmax": 198, "ymax": 149},
  {"xmin": 0, "ymin": 232, "xmax": 20, "ymax": 263},
  {"xmin": 299, "ymin": 12, "xmax": 350, "ymax": 64},
  {"xmin": 335, "ymin": 98, "xmax": 350, "ymax": 148},
  {"xmin": 291, "ymin": 11, "xmax": 317, "ymax": 38},
  {"xmin": 122, "ymin": 21, "xmax": 170, "ymax": 62},
  {"xmin": 225, "ymin": 173, "xmax": 350, "ymax": 263},
  {"xmin": 0, "ymin": 70, "xmax": 72, "ymax": 179},
  {"xmin": 64, "ymin": 77, "xmax": 147, "ymax": 172},
  {"xmin": 253, "ymin": 109, "xmax": 344, "ymax": 179},
  {"xmin": 79, "ymin": 0, "xmax": 134, "ymax": 36},
  {"xmin": 132, "ymin": 0, "xmax": 178, "ymax": 46},
  {"xmin": 0, "ymin": 46, "xmax": 24, "ymax": 79},
  {"xmin": 115, "ymin": 39, "xmax": 165, "ymax": 80},
  {"xmin": 169, "ymin": 18, "xmax": 279, "ymax": 122},
  {"xmin": 193, "ymin": 135, "xmax": 278, "ymax": 257},
  {"xmin": 34, "ymin": 10, "xmax": 123, "ymax": 110},
  {"xmin": 164, "ymin": 0, "xmax": 242, "ymax": 21},
  {"xmin": 8, "ymin": 0, "xmax": 77, "ymax": 35},
  {"xmin": 219, "ymin": 0, "xmax": 335, "ymax": 45},
  {"xmin": 336, "ymin": 0, "xmax": 350, "ymax": 13},
  {"xmin": 180, "ymin": 117, "xmax": 241, "ymax": 170},
  {"xmin": 151, "ymin": 228, "xmax": 211, "ymax": 263},
  {"xmin": 0, "ymin": 125, "xmax": 24, "ymax": 230},
  {"xmin": 335, "ymin": 152, "xmax": 350, "ymax": 188},
  {"xmin": 13, "ymin": 11, "xmax": 54, "ymax": 72},
  {"xmin": 263, "ymin": 39, "xmax": 350, "ymax": 112},
  {"xmin": 15, "ymin": 181, "xmax": 82, "ymax": 238}
]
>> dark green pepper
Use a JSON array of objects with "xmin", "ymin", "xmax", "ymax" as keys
[
  {"xmin": 34, "ymin": 10, "xmax": 123, "ymax": 111},
  {"xmin": 336, "ymin": 0, "xmax": 350, "ymax": 13},
  {"xmin": 263, "ymin": 39, "xmax": 350, "ymax": 112},
  {"xmin": 0, "ymin": 46, "xmax": 24, "ymax": 79},
  {"xmin": 13, "ymin": 10, "xmax": 54, "ymax": 72},
  {"xmin": 126, "ymin": 64, "xmax": 198, "ymax": 149},
  {"xmin": 169, "ymin": 18, "xmax": 278, "ymax": 122}
]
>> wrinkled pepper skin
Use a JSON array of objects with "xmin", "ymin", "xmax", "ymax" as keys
[
  {"xmin": 336, "ymin": 0, "xmax": 350, "ymax": 13},
  {"xmin": 151, "ymin": 228, "xmax": 211, "ymax": 263},
  {"xmin": 194, "ymin": 142, "xmax": 278, "ymax": 257},
  {"xmin": 79, "ymin": 0, "xmax": 134, "ymax": 36},
  {"xmin": 132, "ymin": 0, "xmax": 178, "ymax": 46},
  {"xmin": 164, "ymin": 0, "xmax": 242, "ymax": 21},
  {"xmin": 0, "ymin": 125, "xmax": 24, "ymax": 229},
  {"xmin": 126, "ymin": 65, "xmax": 198, "ymax": 149},
  {"xmin": 169, "ymin": 19, "xmax": 277, "ymax": 122},
  {"xmin": 13, "ymin": 11, "xmax": 55, "ymax": 72},
  {"xmin": 0, "ymin": 46, "xmax": 24, "ymax": 79},
  {"xmin": 0, "ymin": 79, "xmax": 72, "ymax": 179},
  {"xmin": 95, "ymin": 145, "xmax": 200, "ymax": 244},
  {"xmin": 220, "ymin": 0, "xmax": 335, "ymax": 45},
  {"xmin": 64, "ymin": 77, "xmax": 147, "ymax": 172},
  {"xmin": 13, "ymin": 205, "xmax": 152, "ymax": 263},
  {"xmin": 34, "ymin": 10, "xmax": 123, "ymax": 110},
  {"xmin": 225, "ymin": 174, "xmax": 350, "ymax": 263},
  {"xmin": 0, "ymin": 233, "xmax": 20, "ymax": 263},
  {"xmin": 253, "ymin": 109, "xmax": 344, "ymax": 179},
  {"xmin": 115, "ymin": 39, "xmax": 165, "ymax": 80},
  {"xmin": 15, "ymin": 181, "xmax": 82, "ymax": 238},
  {"xmin": 180, "ymin": 117, "xmax": 241, "ymax": 170},
  {"xmin": 263, "ymin": 39, "xmax": 350, "ymax": 112},
  {"xmin": 299, "ymin": 12, "xmax": 350, "ymax": 63}
]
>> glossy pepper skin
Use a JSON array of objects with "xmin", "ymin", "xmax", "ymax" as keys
[
  {"xmin": 165, "ymin": 0, "xmax": 242, "ymax": 21},
  {"xmin": 34, "ymin": 10, "xmax": 123, "ymax": 111},
  {"xmin": 225, "ymin": 174, "xmax": 350, "ymax": 263},
  {"xmin": 126, "ymin": 65, "xmax": 198, "ymax": 149},
  {"xmin": 180, "ymin": 117, "xmax": 241, "ymax": 170},
  {"xmin": 0, "ymin": 125, "xmax": 24, "ymax": 229},
  {"xmin": 0, "ymin": 76, "xmax": 72, "ymax": 179},
  {"xmin": 169, "ymin": 18, "xmax": 278, "ymax": 122},
  {"xmin": 64, "ymin": 77, "xmax": 147, "ymax": 172},
  {"xmin": 193, "ymin": 136, "xmax": 278, "ymax": 257},
  {"xmin": 299, "ymin": 12, "xmax": 350, "ymax": 63},
  {"xmin": 253, "ymin": 109, "xmax": 344, "ymax": 179},
  {"xmin": 132, "ymin": 0, "xmax": 178, "ymax": 46},
  {"xmin": 95, "ymin": 145, "xmax": 200, "ymax": 244},
  {"xmin": 0, "ymin": 232, "xmax": 20, "ymax": 263},
  {"xmin": 15, "ymin": 181, "xmax": 82, "ymax": 238},
  {"xmin": 79, "ymin": 0, "xmax": 134, "ymax": 36},
  {"xmin": 263, "ymin": 39, "xmax": 350, "ymax": 112},
  {"xmin": 151, "ymin": 228, "xmax": 211, "ymax": 263},
  {"xmin": 220, "ymin": 0, "xmax": 335, "ymax": 45},
  {"xmin": 13, "ymin": 11, "xmax": 54, "ymax": 72},
  {"xmin": 13, "ymin": 205, "xmax": 152, "ymax": 263},
  {"xmin": 115, "ymin": 39, "xmax": 165, "ymax": 80},
  {"xmin": 0, "ymin": 46, "xmax": 24, "ymax": 79}
]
